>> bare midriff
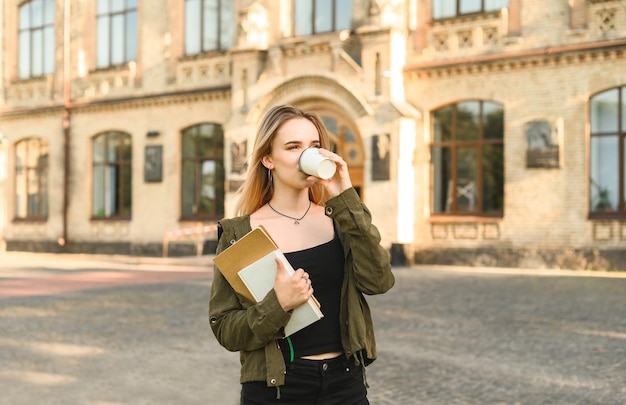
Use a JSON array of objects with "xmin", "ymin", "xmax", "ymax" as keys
[{"xmin": 301, "ymin": 351, "xmax": 343, "ymax": 360}]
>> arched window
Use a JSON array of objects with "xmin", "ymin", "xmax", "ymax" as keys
[
  {"xmin": 431, "ymin": 100, "xmax": 504, "ymax": 216},
  {"xmin": 589, "ymin": 86, "xmax": 626, "ymax": 217},
  {"xmin": 18, "ymin": 0, "xmax": 55, "ymax": 79},
  {"xmin": 14, "ymin": 138, "xmax": 49, "ymax": 219},
  {"xmin": 181, "ymin": 123, "xmax": 225, "ymax": 219},
  {"xmin": 96, "ymin": 0, "xmax": 137, "ymax": 68},
  {"xmin": 184, "ymin": 0, "xmax": 234, "ymax": 55},
  {"xmin": 92, "ymin": 131, "xmax": 132, "ymax": 218}
]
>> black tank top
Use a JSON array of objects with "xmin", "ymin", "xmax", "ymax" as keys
[{"xmin": 279, "ymin": 235, "xmax": 344, "ymax": 359}]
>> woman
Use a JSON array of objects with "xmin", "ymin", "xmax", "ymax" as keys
[{"xmin": 209, "ymin": 105, "xmax": 394, "ymax": 404}]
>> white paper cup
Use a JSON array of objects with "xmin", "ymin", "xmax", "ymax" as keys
[{"xmin": 298, "ymin": 148, "xmax": 336, "ymax": 179}]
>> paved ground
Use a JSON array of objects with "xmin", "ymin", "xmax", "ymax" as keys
[{"xmin": 1, "ymin": 252, "xmax": 625, "ymax": 404}]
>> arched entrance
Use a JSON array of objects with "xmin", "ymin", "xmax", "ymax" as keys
[{"xmin": 300, "ymin": 104, "xmax": 365, "ymax": 197}]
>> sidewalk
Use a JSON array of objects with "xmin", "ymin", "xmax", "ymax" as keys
[{"xmin": 0, "ymin": 251, "xmax": 214, "ymax": 274}]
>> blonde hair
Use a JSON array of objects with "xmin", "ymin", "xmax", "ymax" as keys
[{"xmin": 235, "ymin": 105, "xmax": 332, "ymax": 216}]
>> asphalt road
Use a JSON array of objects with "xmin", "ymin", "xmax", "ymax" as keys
[{"xmin": 1, "ymin": 253, "xmax": 625, "ymax": 405}]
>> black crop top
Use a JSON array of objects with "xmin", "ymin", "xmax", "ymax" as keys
[{"xmin": 279, "ymin": 235, "xmax": 345, "ymax": 360}]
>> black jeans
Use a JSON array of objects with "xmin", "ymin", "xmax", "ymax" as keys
[{"xmin": 240, "ymin": 356, "xmax": 369, "ymax": 405}]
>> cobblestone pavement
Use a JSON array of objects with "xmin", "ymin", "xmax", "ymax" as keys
[{"xmin": 1, "ymin": 253, "xmax": 625, "ymax": 404}]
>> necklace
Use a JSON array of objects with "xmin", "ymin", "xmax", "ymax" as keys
[{"xmin": 268, "ymin": 200, "xmax": 312, "ymax": 225}]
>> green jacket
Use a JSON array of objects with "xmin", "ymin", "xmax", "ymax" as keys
[{"xmin": 209, "ymin": 188, "xmax": 394, "ymax": 388}]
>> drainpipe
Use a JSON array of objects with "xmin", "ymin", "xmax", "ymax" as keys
[{"xmin": 60, "ymin": 0, "xmax": 71, "ymax": 247}]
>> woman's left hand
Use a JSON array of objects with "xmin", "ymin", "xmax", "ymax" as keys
[{"xmin": 315, "ymin": 149, "xmax": 352, "ymax": 198}]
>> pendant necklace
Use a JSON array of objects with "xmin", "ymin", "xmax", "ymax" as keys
[{"xmin": 268, "ymin": 200, "xmax": 312, "ymax": 225}]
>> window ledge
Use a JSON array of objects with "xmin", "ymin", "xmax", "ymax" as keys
[{"xmin": 428, "ymin": 215, "xmax": 502, "ymax": 223}]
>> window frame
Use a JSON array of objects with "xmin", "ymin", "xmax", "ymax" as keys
[
  {"xmin": 18, "ymin": 0, "xmax": 56, "ymax": 79},
  {"xmin": 184, "ymin": 0, "xmax": 234, "ymax": 56},
  {"xmin": 180, "ymin": 123, "xmax": 225, "ymax": 221},
  {"xmin": 432, "ymin": 0, "xmax": 508, "ymax": 20},
  {"xmin": 292, "ymin": 0, "xmax": 352, "ymax": 37},
  {"xmin": 13, "ymin": 137, "xmax": 49, "ymax": 220},
  {"xmin": 91, "ymin": 131, "xmax": 133, "ymax": 220},
  {"xmin": 588, "ymin": 86, "xmax": 626, "ymax": 219},
  {"xmin": 96, "ymin": 0, "xmax": 138, "ymax": 69},
  {"xmin": 430, "ymin": 100, "xmax": 505, "ymax": 217}
]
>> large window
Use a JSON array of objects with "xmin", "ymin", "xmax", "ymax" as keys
[
  {"xmin": 92, "ymin": 132, "xmax": 132, "ymax": 219},
  {"xmin": 184, "ymin": 0, "xmax": 234, "ymax": 55},
  {"xmin": 18, "ymin": 0, "xmax": 55, "ymax": 79},
  {"xmin": 589, "ymin": 86, "xmax": 626, "ymax": 217},
  {"xmin": 181, "ymin": 124, "xmax": 225, "ymax": 219},
  {"xmin": 293, "ymin": 0, "xmax": 352, "ymax": 37},
  {"xmin": 14, "ymin": 138, "xmax": 49, "ymax": 219},
  {"xmin": 96, "ymin": 0, "xmax": 137, "ymax": 68},
  {"xmin": 431, "ymin": 101, "xmax": 504, "ymax": 216},
  {"xmin": 433, "ymin": 0, "xmax": 508, "ymax": 20}
]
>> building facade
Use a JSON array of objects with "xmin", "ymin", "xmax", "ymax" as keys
[{"xmin": 1, "ymin": 0, "xmax": 625, "ymax": 269}]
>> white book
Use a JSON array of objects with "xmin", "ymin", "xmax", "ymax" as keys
[{"xmin": 238, "ymin": 249, "xmax": 324, "ymax": 336}]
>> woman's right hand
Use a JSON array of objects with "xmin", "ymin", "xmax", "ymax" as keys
[{"xmin": 273, "ymin": 258, "xmax": 313, "ymax": 312}]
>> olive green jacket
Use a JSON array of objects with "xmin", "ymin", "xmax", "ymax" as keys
[{"xmin": 209, "ymin": 188, "xmax": 394, "ymax": 388}]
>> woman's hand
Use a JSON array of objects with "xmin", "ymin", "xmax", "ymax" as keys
[
  {"xmin": 274, "ymin": 258, "xmax": 313, "ymax": 312},
  {"xmin": 315, "ymin": 149, "xmax": 352, "ymax": 198}
]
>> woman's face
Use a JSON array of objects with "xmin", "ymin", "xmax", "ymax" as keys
[{"xmin": 263, "ymin": 117, "xmax": 321, "ymax": 190}]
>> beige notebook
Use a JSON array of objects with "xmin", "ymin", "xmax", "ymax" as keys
[{"xmin": 213, "ymin": 226, "xmax": 323, "ymax": 336}]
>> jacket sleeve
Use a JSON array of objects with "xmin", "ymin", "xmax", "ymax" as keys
[
  {"xmin": 325, "ymin": 187, "xmax": 395, "ymax": 295},
  {"xmin": 209, "ymin": 223, "xmax": 291, "ymax": 352}
]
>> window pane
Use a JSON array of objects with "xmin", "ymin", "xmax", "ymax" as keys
[
  {"xmin": 294, "ymin": 0, "xmax": 312, "ymax": 36},
  {"xmin": 220, "ymin": 0, "xmax": 235, "ymax": 49},
  {"xmin": 107, "ymin": 134, "xmax": 120, "ymax": 161},
  {"xmin": 590, "ymin": 136, "xmax": 618, "ymax": 212},
  {"xmin": 97, "ymin": 16, "xmax": 110, "ymax": 68},
  {"xmin": 111, "ymin": 14, "xmax": 125, "ymax": 65},
  {"xmin": 125, "ymin": 11, "xmax": 137, "ymax": 62},
  {"xmin": 20, "ymin": 4, "xmax": 31, "ymax": 29},
  {"xmin": 485, "ymin": 0, "xmax": 508, "ymax": 11},
  {"xmin": 433, "ymin": 0, "xmax": 455, "ymax": 19},
  {"xmin": 44, "ymin": 0, "xmax": 55, "ymax": 24},
  {"xmin": 19, "ymin": 32, "xmax": 31, "ymax": 79},
  {"xmin": 185, "ymin": 0, "xmax": 201, "ymax": 54},
  {"xmin": 315, "ymin": 0, "xmax": 332, "ymax": 33},
  {"xmin": 483, "ymin": 102, "xmax": 504, "ymax": 140},
  {"xmin": 433, "ymin": 106, "xmax": 452, "ymax": 142},
  {"xmin": 93, "ymin": 136, "xmax": 106, "ymax": 163},
  {"xmin": 120, "ymin": 135, "xmax": 132, "ymax": 160},
  {"xmin": 106, "ymin": 165, "xmax": 118, "ymax": 216},
  {"xmin": 591, "ymin": 89, "xmax": 619, "ymax": 133},
  {"xmin": 199, "ymin": 160, "xmax": 216, "ymax": 215},
  {"xmin": 111, "ymin": 0, "xmax": 125, "ymax": 13},
  {"xmin": 31, "ymin": 0, "xmax": 43, "ymax": 27},
  {"xmin": 120, "ymin": 164, "xmax": 132, "ymax": 216},
  {"xmin": 622, "ymin": 87, "xmax": 626, "ymax": 131},
  {"xmin": 335, "ymin": 0, "xmax": 351, "ymax": 31},
  {"xmin": 432, "ymin": 146, "xmax": 452, "ymax": 213},
  {"xmin": 181, "ymin": 161, "xmax": 196, "ymax": 216},
  {"xmin": 44, "ymin": 26, "xmax": 55, "ymax": 74},
  {"xmin": 31, "ymin": 30, "xmax": 43, "ymax": 76},
  {"xmin": 456, "ymin": 101, "xmax": 480, "ymax": 141},
  {"xmin": 97, "ymin": 0, "xmax": 110, "ymax": 15},
  {"xmin": 15, "ymin": 166, "xmax": 26, "ymax": 218},
  {"xmin": 482, "ymin": 144, "xmax": 504, "ymax": 212},
  {"xmin": 203, "ymin": 0, "xmax": 219, "ymax": 50},
  {"xmin": 127, "ymin": 0, "xmax": 137, "ymax": 8},
  {"xmin": 93, "ymin": 164, "xmax": 105, "ymax": 217},
  {"xmin": 460, "ymin": 0, "xmax": 481, "ymax": 14},
  {"xmin": 456, "ymin": 147, "xmax": 478, "ymax": 212},
  {"xmin": 26, "ymin": 168, "xmax": 39, "ymax": 216}
]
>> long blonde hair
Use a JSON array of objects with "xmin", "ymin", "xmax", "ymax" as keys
[{"xmin": 235, "ymin": 105, "xmax": 332, "ymax": 216}]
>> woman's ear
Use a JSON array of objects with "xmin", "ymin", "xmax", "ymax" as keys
[{"xmin": 261, "ymin": 155, "xmax": 273, "ymax": 170}]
